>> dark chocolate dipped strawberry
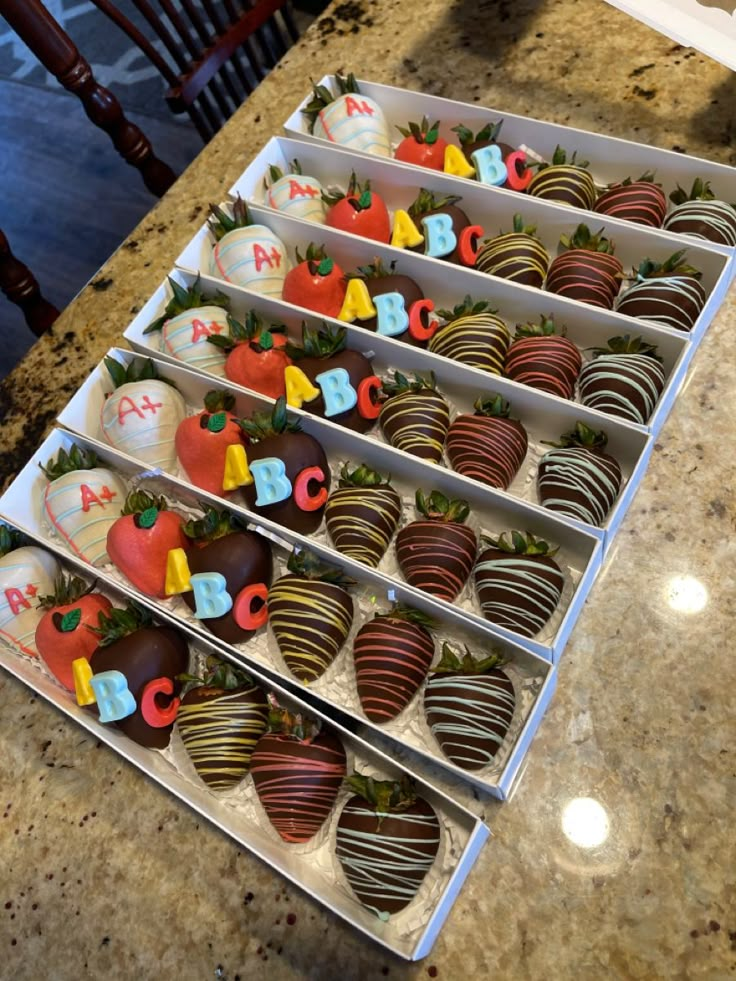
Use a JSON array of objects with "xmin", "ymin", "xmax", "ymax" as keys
[
  {"xmin": 431, "ymin": 295, "xmax": 510, "ymax": 376},
  {"xmin": 396, "ymin": 490, "xmax": 477, "ymax": 602},
  {"xmin": 286, "ymin": 322, "xmax": 376, "ymax": 433},
  {"xmin": 325, "ymin": 463, "xmax": 402, "ymax": 568},
  {"xmin": 545, "ymin": 224, "xmax": 624, "ymax": 310},
  {"xmin": 579, "ymin": 335, "xmax": 666, "ymax": 425},
  {"xmin": 206, "ymin": 310, "xmax": 292, "ymax": 399},
  {"xmin": 251, "ymin": 701, "xmax": 347, "ymax": 844},
  {"xmin": 538, "ymin": 422, "xmax": 623, "ymax": 526},
  {"xmin": 282, "ymin": 243, "xmax": 347, "ymax": 319},
  {"xmin": 475, "ymin": 215, "xmax": 550, "ymax": 288},
  {"xmin": 89, "ymin": 603, "xmax": 189, "ymax": 749},
  {"xmin": 348, "ymin": 259, "xmax": 425, "ymax": 343},
  {"xmin": 335, "ymin": 773, "xmax": 440, "ymax": 917},
  {"xmin": 35, "ymin": 573, "xmax": 113, "ymax": 691},
  {"xmin": 238, "ymin": 397, "xmax": 330, "ymax": 535},
  {"xmin": 452, "ymin": 120, "xmax": 514, "ymax": 164},
  {"xmin": 352, "ymin": 603, "xmax": 436, "ymax": 723},
  {"xmin": 379, "ymin": 371, "xmax": 450, "ymax": 463},
  {"xmin": 175, "ymin": 390, "xmax": 245, "ymax": 496},
  {"xmin": 176, "ymin": 656, "xmax": 268, "ymax": 791},
  {"xmin": 664, "ymin": 178, "xmax": 736, "ymax": 247},
  {"xmin": 407, "ymin": 188, "xmax": 470, "ymax": 265},
  {"xmin": 474, "ymin": 531, "xmax": 564, "ymax": 638},
  {"xmin": 106, "ymin": 491, "xmax": 189, "ymax": 598},
  {"xmin": 323, "ymin": 172, "xmax": 391, "ymax": 243},
  {"xmin": 395, "ymin": 116, "xmax": 448, "ymax": 170},
  {"xmin": 593, "ymin": 172, "xmax": 666, "ymax": 228},
  {"xmin": 182, "ymin": 507, "xmax": 272, "ymax": 645},
  {"xmin": 504, "ymin": 315, "xmax": 582, "ymax": 400},
  {"xmin": 528, "ymin": 146, "xmax": 596, "ymax": 210},
  {"xmin": 424, "ymin": 643, "xmax": 515, "ymax": 770},
  {"xmin": 268, "ymin": 549, "xmax": 354, "ymax": 682},
  {"xmin": 446, "ymin": 395, "xmax": 528, "ymax": 490},
  {"xmin": 615, "ymin": 251, "xmax": 706, "ymax": 332}
]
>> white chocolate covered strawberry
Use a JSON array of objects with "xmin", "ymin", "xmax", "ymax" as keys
[
  {"xmin": 0, "ymin": 526, "xmax": 60, "ymax": 657},
  {"xmin": 143, "ymin": 276, "xmax": 229, "ymax": 377},
  {"xmin": 301, "ymin": 72, "xmax": 390, "ymax": 157},
  {"xmin": 208, "ymin": 196, "xmax": 289, "ymax": 297}
]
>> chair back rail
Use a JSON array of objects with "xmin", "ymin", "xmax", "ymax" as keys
[{"xmin": 0, "ymin": 229, "xmax": 59, "ymax": 336}]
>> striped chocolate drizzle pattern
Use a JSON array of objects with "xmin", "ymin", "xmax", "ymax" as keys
[
  {"xmin": 528, "ymin": 166, "xmax": 597, "ymax": 210},
  {"xmin": 474, "ymin": 552, "xmax": 564, "ymax": 637},
  {"xmin": 593, "ymin": 184, "xmax": 667, "ymax": 227},
  {"xmin": 504, "ymin": 336, "xmax": 582, "ymax": 400},
  {"xmin": 538, "ymin": 446, "xmax": 622, "ymax": 526},
  {"xmin": 353, "ymin": 616, "xmax": 435, "ymax": 723},
  {"xmin": 663, "ymin": 200, "xmax": 736, "ymax": 247},
  {"xmin": 325, "ymin": 485, "xmax": 402, "ymax": 567},
  {"xmin": 615, "ymin": 276, "xmax": 706, "ymax": 332},
  {"xmin": 475, "ymin": 233, "xmax": 550, "ymax": 288},
  {"xmin": 395, "ymin": 521, "xmax": 477, "ymax": 601},
  {"xmin": 545, "ymin": 251, "xmax": 623, "ymax": 310},
  {"xmin": 428, "ymin": 313, "xmax": 510, "ymax": 376},
  {"xmin": 379, "ymin": 390, "xmax": 450, "ymax": 463},
  {"xmin": 446, "ymin": 416, "xmax": 528, "ymax": 490},
  {"xmin": 578, "ymin": 354, "xmax": 666, "ymax": 424}
]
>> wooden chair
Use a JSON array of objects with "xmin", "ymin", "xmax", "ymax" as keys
[{"xmin": 0, "ymin": 229, "xmax": 60, "ymax": 337}]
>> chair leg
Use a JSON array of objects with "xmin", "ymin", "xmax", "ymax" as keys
[{"xmin": 0, "ymin": 229, "xmax": 59, "ymax": 337}]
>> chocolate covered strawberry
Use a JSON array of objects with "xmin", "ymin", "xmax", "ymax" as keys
[
  {"xmin": 106, "ymin": 490, "xmax": 189, "ymax": 598},
  {"xmin": 0, "ymin": 526, "xmax": 59, "ymax": 658},
  {"xmin": 268, "ymin": 549, "xmax": 354, "ymax": 682},
  {"xmin": 545, "ymin": 224, "xmax": 624, "ymax": 310},
  {"xmin": 347, "ymin": 259, "xmax": 425, "ymax": 342},
  {"xmin": 664, "ymin": 178, "xmax": 736, "ymax": 247},
  {"xmin": 528, "ymin": 146, "xmax": 596, "ymax": 210},
  {"xmin": 352, "ymin": 604, "xmax": 436, "ymax": 723},
  {"xmin": 336, "ymin": 773, "xmax": 440, "ymax": 917},
  {"xmin": 538, "ymin": 422, "xmax": 623, "ymax": 526},
  {"xmin": 504, "ymin": 316, "xmax": 582, "ymax": 400},
  {"xmin": 325, "ymin": 463, "xmax": 402, "ymax": 568},
  {"xmin": 431, "ymin": 295, "xmax": 510, "ymax": 376},
  {"xmin": 35, "ymin": 574, "xmax": 112, "ymax": 691},
  {"xmin": 323, "ymin": 172, "xmax": 391, "ymax": 243},
  {"xmin": 474, "ymin": 531, "xmax": 564, "ymax": 637},
  {"xmin": 615, "ymin": 251, "xmax": 706, "ymax": 332},
  {"xmin": 396, "ymin": 491, "xmax": 477, "ymax": 602},
  {"xmin": 143, "ymin": 275, "xmax": 229, "ymax": 377},
  {"xmin": 264, "ymin": 159, "xmax": 327, "ymax": 224},
  {"xmin": 89, "ymin": 603, "xmax": 188, "ymax": 749},
  {"xmin": 475, "ymin": 215, "xmax": 550, "ymax": 288},
  {"xmin": 395, "ymin": 116, "xmax": 448, "ymax": 170},
  {"xmin": 379, "ymin": 371, "xmax": 450, "ymax": 463},
  {"xmin": 207, "ymin": 310, "xmax": 292, "ymax": 398},
  {"xmin": 407, "ymin": 188, "xmax": 471, "ymax": 265},
  {"xmin": 175, "ymin": 390, "xmax": 245, "ymax": 497},
  {"xmin": 282, "ymin": 243, "xmax": 347, "ymax": 318},
  {"xmin": 182, "ymin": 508, "xmax": 272, "ymax": 645},
  {"xmin": 424, "ymin": 643, "xmax": 515, "ymax": 770},
  {"xmin": 302, "ymin": 72, "xmax": 390, "ymax": 157},
  {"xmin": 594, "ymin": 173, "xmax": 667, "ymax": 228},
  {"xmin": 176, "ymin": 656, "xmax": 268, "ymax": 791},
  {"xmin": 208, "ymin": 195, "xmax": 289, "ymax": 296},
  {"xmin": 446, "ymin": 395, "xmax": 528, "ymax": 490},
  {"xmin": 238, "ymin": 397, "xmax": 330, "ymax": 535},
  {"xmin": 579, "ymin": 335, "xmax": 666, "ymax": 425},
  {"xmin": 452, "ymin": 121, "xmax": 515, "ymax": 164},
  {"xmin": 251, "ymin": 702, "xmax": 347, "ymax": 843}
]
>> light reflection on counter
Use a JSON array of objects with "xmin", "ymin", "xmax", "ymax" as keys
[
  {"xmin": 666, "ymin": 575, "xmax": 708, "ymax": 614},
  {"xmin": 561, "ymin": 797, "xmax": 610, "ymax": 849}
]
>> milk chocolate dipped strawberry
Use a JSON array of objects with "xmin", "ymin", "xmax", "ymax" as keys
[
  {"xmin": 615, "ymin": 251, "xmax": 706, "ymax": 332},
  {"xmin": 238, "ymin": 397, "xmax": 330, "ymax": 535},
  {"xmin": 474, "ymin": 531, "xmax": 564, "ymax": 637},
  {"xmin": 352, "ymin": 603, "xmax": 436, "ymax": 723},
  {"xmin": 181, "ymin": 507, "xmax": 272, "ymax": 645},
  {"xmin": 176, "ymin": 656, "xmax": 269, "ymax": 791},
  {"xmin": 282, "ymin": 243, "xmax": 347, "ymax": 318},
  {"xmin": 664, "ymin": 178, "xmax": 736, "ymax": 247},
  {"xmin": 336, "ymin": 773, "xmax": 440, "ymax": 917},
  {"xmin": 579, "ymin": 335, "xmax": 666, "ymax": 425},
  {"xmin": 424, "ymin": 643, "xmax": 515, "ymax": 770},
  {"xmin": 268, "ymin": 549, "xmax": 354, "ymax": 682},
  {"xmin": 325, "ymin": 463, "xmax": 402, "ymax": 568},
  {"xmin": 175, "ymin": 390, "xmax": 245, "ymax": 497},
  {"xmin": 89, "ymin": 603, "xmax": 188, "ymax": 749},
  {"xmin": 396, "ymin": 490, "xmax": 477, "ymax": 602},
  {"xmin": 538, "ymin": 422, "xmax": 623, "ymax": 526},
  {"xmin": 446, "ymin": 395, "xmax": 528, "ymax": 490},
  {"xmin": 379, "ymin": 371, "xmax": 450, "ymax": 463},
  {"xmin": 545, "ymin": 224, "xmax": 624, "ymax": 310},
  {"xmin": 407, "ymin": 188, "xmax": 470, "ymax": 265},
  {"xmin": 475, "ymin": 215, "xmax": 550, "ymax": 288},
  {"xmin": 395, "ymin": 116, "xmax": 448, "ymax": 170},
  {"xmin": 106, "ymin": 490, "xmax": 189, "ymax": 598},
  {"xmin": 209, "ymin": 196, "xmax": 289, "ymax": 296},
  {"xmin": 504, "ymin": 316, "xmax": 582, "ymax": 400},
  {"xmin": 431, "ymin": 296, "xmax": 510, "ymax": 376},
  {"xmin": 323, "ymin": 172, "xmax": 391, "ymax": 243},
  {"xmin": 452, "ymin": 121, "xmax": 514, "ymax": 164},
  {"xmin": 143, "ymin": 275, "xmax": 229, "ymax": 377},
  {"xmin": 286, "ymin": 322, "xmax": 376, "ymax": 433},
  {"xmin": 528, "ymin": 146, "xmax": 596, "ymax": 210},
  {"xmin": 207, "ymin": 310, "xmax": 292, "ymax": 398},
  {"xmin": 593, "ymin": 173, "xmax": 666, "ymax": 228},
  {"xmin": 0, "ymin": 526, "xmax": 59, "ymax": 658},
  {"xmin": 348, "ymin": 259, "xmax": 425, "ymax": 342},
  {"xmin": 251, "ymin": 701, "xmax": 347, "ymax": 843},
  {"xmin": 264, "ymin": 159, "xmax": 327, "ymax": 224},
  {"xmin": 41, "ymin": 445, "xmax": 127, "ymax": 568},
  {"xmin": 302, "ymin": 72, "xmax": 390, "ymax": 157},
  {"xmin": 35, "ymin": 574, "xmax": 112, "ymax": 691}
]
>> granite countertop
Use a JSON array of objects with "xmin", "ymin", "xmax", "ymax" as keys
[{"xmin": 1, "ymin": 1, "xmax": 734, "ymax": 978}]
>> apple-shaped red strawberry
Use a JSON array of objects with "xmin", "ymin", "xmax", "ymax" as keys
[
  {"xmin": 207, "ymin": 311, "xmax": 292, "ymax": 399},
  {"xmin": 35, "ymin": 573, "xmax": 113, "ymax": 691},
  {"xmin": 395, "ymin": 116, "xmax": 448, "ymax": 170},
  {"xmin": 323, "ymin": 172, "xmax": 391, "ymax": 243},
  {"xmin": 282, "ymin": 243, "xmax": 347, "ymax": 318},
  {"xmin": 175, "ymin": 390, "xmax": 245, "ymax": 497},
  {"xmin": 106, "ymin": 490, "xmax": 189, "ymax": 598}
]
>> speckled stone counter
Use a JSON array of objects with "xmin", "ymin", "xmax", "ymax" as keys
[{"xmin": 1, "ymin": 2, "xmax": 735, "ymax": 978}]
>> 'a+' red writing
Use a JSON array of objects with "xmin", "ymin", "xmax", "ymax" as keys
[
  {"xmin": 253, "ymin": 243, "xmax": 282, "ymax": 272},
  {"xmin": 345, "ymin": 96, "xmax": 374, "ymax": 117},
  {"xmin": 116, "ymin": 394, "xmax": 163, "ymax": 424},
  {"xmin": 289, "ymin": 180, "xmax": 319, "ymax": 200},
  {"xmin": 191, "ymin": 319, "xmax": 223, "ymax": 343},
  {"xmin": 80, "ymin": 483, "xmax": 118, "ymax": 512}
]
